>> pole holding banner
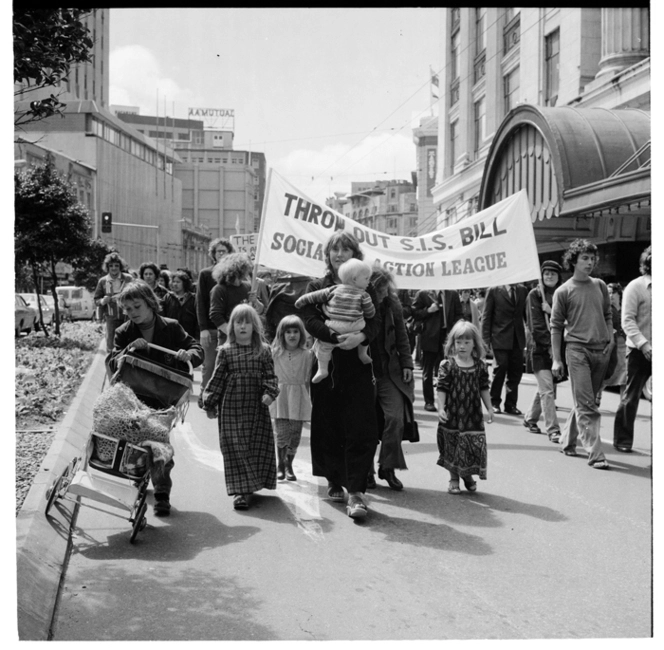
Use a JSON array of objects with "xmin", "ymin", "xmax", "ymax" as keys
[{"xmin": 250, "ymin": 167, "xmax": 273, "ymax": 293}]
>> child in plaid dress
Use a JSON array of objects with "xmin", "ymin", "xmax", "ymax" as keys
[
  {"xmin": 202, "ymin": 303, "xmax": 280, "ymax": 510},
  {"xmin": 270, "ymin": 315, "xmax": 315, "ymax": 481},
  {"xmin": 436, "ymin": 320, "xmax": 493, "ymax": 494}
]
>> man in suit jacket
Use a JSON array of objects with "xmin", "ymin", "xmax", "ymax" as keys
[
  {"xmin": 481, "ymin": 283, "xmax": 528, "ymax": 414},
  {"xmin": 412, "ymin": 289, "xmax": 463, "ymax": 411}
]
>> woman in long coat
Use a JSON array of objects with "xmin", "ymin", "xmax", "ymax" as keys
[{"xmin": 368, "ymin": 267, "xmax": 415, "ymax": 490}]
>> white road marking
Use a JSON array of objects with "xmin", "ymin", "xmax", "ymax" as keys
[
  {"xmin": 277, "ymin": 458, "xmax": 326, "ymax": 543},
  {"xmin": 171, "ymin": 421, "xmax": 225, "ymax": 472}
]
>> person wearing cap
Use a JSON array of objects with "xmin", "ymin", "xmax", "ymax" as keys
[{"xmin": 523, "ymin": 260, "xmax": 564, "ymax": 441}]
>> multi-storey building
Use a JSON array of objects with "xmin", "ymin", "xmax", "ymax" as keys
[
  {"xmin": 14, "ymin": 9, "xmax": 189, "ymax": 272},
  {"xmin": 430, "ymin": 7, "xmax": 650, "ymax": 281},
  {"xmin": 332, "ymin": 180, "xmax": 418, "ymax": 237},
  {"xmin": 115, "ymin": 109, "xmax": 268, "ymax": 272}
]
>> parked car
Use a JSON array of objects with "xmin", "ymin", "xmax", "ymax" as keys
[
  {"xmin": 56, "ymin": 286, "xmax": 95, "ymax": 320},
  {"xmin": 19, "ymin": 293, "xmax": 54, "ymax": 329},
  {"xmin": 43, "ymin": 294, "xmax": 71, "ymax": 323},
  {"xmin": 15, "ymin": 294, "xmax": 37, "ymax": 336}
]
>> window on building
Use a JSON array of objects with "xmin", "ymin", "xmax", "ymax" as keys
[
  {"xmin": 390, "ymin": 189, "xmax": 396, "ymax": 199},
  {"xmin": 503, "ymin": 8, "xmax": 520, "ymax": 54},
  {"xmin": 473, "ymin": 97, "xmax": 486, "ymax": 158},
  {"xmin": 450, "ymin": 30, "xmax": 460, "ymax": 82},
  {"xmin": 475, "ymin": 8, "xmax": 486, "ymax": 56},
  {"xmin": 503, "ymin": 67, "xmax": 520, "ymax": 114},
  {"xmin": 449, "ymin": 120, "xmax": 458, "ymax": 171},
  {"xmin": 193, "ymin": 131, "xmax": 203, "ymax": 144},
  {"xmin": 545, "ymin": 29, "xmax": 560, "ymax": 106}
]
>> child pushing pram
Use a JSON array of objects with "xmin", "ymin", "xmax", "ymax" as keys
[{"xmin": 106, "ymin": 280, "xmax": 204, "ymax": 516}]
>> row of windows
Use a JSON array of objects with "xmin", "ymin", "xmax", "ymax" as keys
[
  {"xmin": 178, "ymin": 156, "xmax": 247, "ymax": 164},
  {"xmin": 89, "ymin": 116, "xmax": 172, "ymax": 173},
  {"xmin": 449, "ymin": 9, "xmax": 558, "ymax": 109}
]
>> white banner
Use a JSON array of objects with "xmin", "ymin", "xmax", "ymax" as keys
[{"xmin": 255, "ymin": 169, "xmax": 541, "ymax": 290}]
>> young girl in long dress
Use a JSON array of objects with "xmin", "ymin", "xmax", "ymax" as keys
[
  {"xmin": 269, "ymin": 315, "xmax": 314, "ymax": 481},
  {"xmin": 202, "ymin": 303, "xmax": 280, "ymax": 510},
  {"xmin": 436, "ymin": 320, "xmax": 493, "ymax": 494}
]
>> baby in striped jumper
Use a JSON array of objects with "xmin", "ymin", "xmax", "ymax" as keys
[{"xmin": 295, "ymin": 258, "xmax": 375, "ymax": 383}]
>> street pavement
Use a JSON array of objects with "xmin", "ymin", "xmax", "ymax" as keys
[{"xmin": 50, "ymin": 366, "xmax": 652, "ymax": 640}]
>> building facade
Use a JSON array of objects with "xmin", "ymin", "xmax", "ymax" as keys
[
  {"xmin": 14, "ymin": 9, "xmax": 191, "ymax": 272},
  {"xmin": 115, "ymin": 109, "xmax": 268, "ymax": 272},
  {"xmin": 430, "ymin": 7, "xmax": 650, "ymax": 281},
  {"xmin": 412, "ymin": 114, "xmax": 439, "ymax": 235},
  {"xmin": 330, "ymin": 180, "xmax": 418, "ymax": 237}
]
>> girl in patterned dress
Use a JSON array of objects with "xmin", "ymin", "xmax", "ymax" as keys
[
  {"xmin": 202, "ymin": 303, "xmax": 280, "ymax": 510},
  {"xmin": 436, "ymin": 320, "xmax": 493, "ymax": 494},
  {"xmin": 270, "ymin": 315, "xmax": 315, "ymax": 481}
]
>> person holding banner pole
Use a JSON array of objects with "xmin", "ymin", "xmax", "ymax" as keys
[{"xmin": 298, "ymin": 231, "xmax": 381, "ymax": 520}]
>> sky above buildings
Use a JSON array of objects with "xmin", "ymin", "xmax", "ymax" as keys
[{"xmin": 109, "ymin": 7, "xmax": 442, "ymax": 204}]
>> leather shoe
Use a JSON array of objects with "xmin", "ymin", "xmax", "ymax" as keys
[
  {"xmin": 424, "ymin": 403, "xmax": 436, "ymax": 412},
  {"xmin": 492, "ymin": 404, "xmax": 502, "ymax": 414},
  {"xmin": 378, "ymin": 467, "xmax": 403, "ymax": 491},
  {"xmin": 503, "ymin": 406, "xmax": 523, "ymax": 416},
  {"xmin": 613, "ymin": 445, "xmax": 633, "ymax": 453}
]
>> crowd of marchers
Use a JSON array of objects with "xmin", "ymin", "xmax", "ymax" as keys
[{"xmin": 92, "ymin": 236, "xmax": 651, "ymax": 519}]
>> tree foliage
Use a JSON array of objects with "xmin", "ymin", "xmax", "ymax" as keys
[
  {"xmin": 15, "ymin": 158, "xmax": 93, "ymax": 335},
  {"xmin": 14, "ymin": 8, "xmax": 94, "ymax": 127}
]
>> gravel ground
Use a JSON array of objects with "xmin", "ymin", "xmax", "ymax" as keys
[{"xmin": 16, "ymin": 428, "xmax": 57, "ymax": 515}]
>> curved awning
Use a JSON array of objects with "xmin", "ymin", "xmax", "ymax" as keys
[{"xmin": 478, "ymin": 105, "xmax": 650, "ymax": 220}]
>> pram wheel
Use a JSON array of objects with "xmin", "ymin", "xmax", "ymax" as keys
[
  {"xmin": 45, "ymin": 457, "xmax": 80, "ymax": 516},
  {"xmin": 129, "ymin": 481, "xmax": 149, "ymax": 544}
]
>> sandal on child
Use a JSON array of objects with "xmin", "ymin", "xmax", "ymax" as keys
[
  {"xmin": 233, "ymin": 494, "xmax": 249, "ymax": 510},
  {"xmin": 448, "ymin": 480, "xmax": 461, "ymax": 495},
  {"xmin": 590, "ymin": 459, "xmax": 610, "ymax": 470},
  {"xmin": 462, "ymin": 477, "xmax": 477, "ymax": 492}
]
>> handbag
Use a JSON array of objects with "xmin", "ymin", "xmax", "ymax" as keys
[{"xmin": 402, "ymin": 404, "xmax": 420, "ymax": 443}]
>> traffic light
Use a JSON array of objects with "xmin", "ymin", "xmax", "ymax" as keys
[{"xmin": 101, "ymin": 212, "xmax": 112, "ymax": 233}]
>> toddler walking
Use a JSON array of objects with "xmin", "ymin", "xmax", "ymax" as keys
[
  {"xmin": 269, "ymin": 315, "xmax": 315, "ymax": 481},
  {"xmin": 436, "ymin": 320, "xmax": 493, "ymax": 494},
  {"xmin": 201, "ymin": 303, "xmax": 280, "ymax": 510},
  {"xmin": 295, "ymin": 258, "xmax": 375, "ymax": 383}
]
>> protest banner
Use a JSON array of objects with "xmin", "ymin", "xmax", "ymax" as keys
[
  {"xmin": 230, "ymin": 233, "xmax": 257, "ymax": 261},
  {"xmin": 254, "ymin": 169, "xmax": 541, "ymax": 290}
]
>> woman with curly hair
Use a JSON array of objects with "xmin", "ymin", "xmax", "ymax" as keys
[
  {"xmin": 93, "ymin": 251, "xmax": 133, "ymax": 352},
  {"xmin": 209, "ymin": 252, "xmax": 265, "ymax": 347},
  {"xmin": 162, "ymin": 269, "xmax": 199, "ymax": 339},
  {"xmin": 138, "ymin": 261, "xmax": 169, "ymax": 301}
]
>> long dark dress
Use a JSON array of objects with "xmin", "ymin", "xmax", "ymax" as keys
[
  {"xmin": 299, "ymin": 274, "xmax": 381, "ymax": 493},
  {"xmin": 202, "ymin": 342, "xmax": 280, "ymax": 495},
  {"xmin": 436, "ymin": 358, "xmax": 489, "ymax": 480}
]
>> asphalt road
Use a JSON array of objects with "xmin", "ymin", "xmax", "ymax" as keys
[{"xmin": 51, "ymin": 369, "xmax": 652, "ymax": 640}]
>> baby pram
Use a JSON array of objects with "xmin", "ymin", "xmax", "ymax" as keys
[{"xmin": 44, "ymin": 343, "xmax": 193, "ymax": 543}]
